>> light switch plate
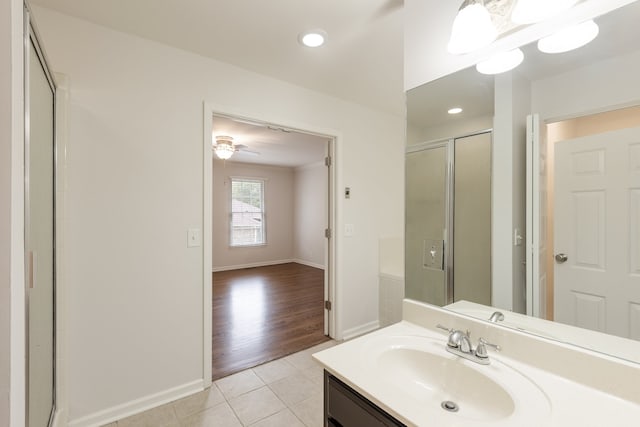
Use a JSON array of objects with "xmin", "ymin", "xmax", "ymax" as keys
[
  {"xmin": 423, "ymin": 239, "xmax": 444, "ymax": 271},
  {"xmin": 513, "ymin": 228, "xmax": 523, "ymax": 246},
  {"xmin": 345, "ymin": 223, "xmax": 355, "ymax": 237},
  {"xmin": 187, "ymin": 228, "xmax": 202, "ymax": 247}
]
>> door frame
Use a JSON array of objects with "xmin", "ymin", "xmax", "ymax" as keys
[
  {"xmin": 525, "ymin": 113, "xmax": 542, "ymax": 317},
  {"xmin": 201, "ymin": 103, "xmax": 338, "ymax": 385},
  {"xmin": 24, "ymin": 4, "xmax": 58, "ymax": 425}
]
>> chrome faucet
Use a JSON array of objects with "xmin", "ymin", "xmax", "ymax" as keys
[
  {"xmin": 437, "ymin": 324, "xmax": 500, "ymax": 365},
  {"xmin": 488, "ymin": 311, "xmax": 505, "ymax": 323}
]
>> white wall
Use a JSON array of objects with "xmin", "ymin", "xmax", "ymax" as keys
[
  {"xmin": 492, "ymin": 71, "xmax": 530, "ymax": 313},
  {"xmin": 532, "ymin": 49, "xmax": 640, "ymax": 121},
  {"xmin": 510, "ymin": 72, "xmax": 530, "ymax": 314},
  {"xmin": 31, "ymin": 6, "xmax": 405, "ymax": 425},
  {"xmin": 293, "ymin": 162, "xmax": 326, "ymax": 268},
  {"xmin": 212, "ymin": 160, "xmax": 294, "ymax": 270},
  {"xmin": 409, "ymin": 115, "xmax": 494, "ymax": 145},
  {"xmin": 1, "ymin": 1, "xmax": 25, "ymax": 426}
]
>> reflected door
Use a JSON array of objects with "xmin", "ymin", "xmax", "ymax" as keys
[
  {"xmin": 26, "ymin": 29, "xmax": 56, "ymax": 426},
  {"xmin": 554, "ymin": 126, "xmax": 640, "ymax": 340}
]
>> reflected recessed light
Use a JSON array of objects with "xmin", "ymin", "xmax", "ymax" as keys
[
  {"xmin": 448, "ymin": 107, "xmax": 463, "ymax": 115},
  {"xmin": 299, "ymin": 30, "xmax": 327, "ymax": 48},
  {"xmin": 537, "ymin": 20, "xmax": 599, "ymax": 54},
  {"xmin": 476, "ymin": 48, "xmax": 524, "ymax": 75}
]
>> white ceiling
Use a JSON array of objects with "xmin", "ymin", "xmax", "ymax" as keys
[
  {"xmin": 211, "ymin": 115, "xmax": 328, "ymax": 168},
  {"xmin": 30, "ymin": 0, "xmax": 405, "ymax": 116}
]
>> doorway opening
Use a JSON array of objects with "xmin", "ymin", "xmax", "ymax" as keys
[{"xmin": 208, "ymin": 113, "xmax": 335, "ymax": 380}]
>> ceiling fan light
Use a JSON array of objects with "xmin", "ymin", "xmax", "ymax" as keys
[
  {"xmin": 537, "ymin": 20, "xmax": 599, "ymax": 54},
  {"xmin": 448, "ymin": 0, "xmax": 497, "ymax": 55},
  {"xmin": 214, "ymin": 135, "xmax": 235, "ymax": 160},
  {"xmin": 475, "ymin": 48, "xmax": 524, "ymax": 75},
  {"xmin": 511, "ymin": 0, "xmax": 580, "ymax": 25}
]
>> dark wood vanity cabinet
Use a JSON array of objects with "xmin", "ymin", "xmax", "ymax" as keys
[{"xmin": 324, "ymin": 371, "xmax": 406, "ymax": 427}]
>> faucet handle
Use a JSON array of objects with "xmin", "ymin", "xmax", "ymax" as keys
[
  {"xmin": 436, "ymin": 324, "xmax": 453, "ymax": 333},
  {"xmin": 476, "ymin": 337, "xmax": 501, "ymax": 359}
]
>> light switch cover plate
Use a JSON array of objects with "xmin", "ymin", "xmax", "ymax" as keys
[
  {"xmin": 423, "ymin": 239, "xmax": 444, "ymax": 271},
  {"xmin": 187, "ymin": 228, "xmax": 202, "ymax": 247}
]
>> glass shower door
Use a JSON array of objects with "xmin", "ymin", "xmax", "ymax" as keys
[
  {"xmin": 453, "ymin": 132, "xmax": 492, "ymax": 305},
  {"xmin": 405, "ymin": 145, "xmax": 448, "ymax": 306}
]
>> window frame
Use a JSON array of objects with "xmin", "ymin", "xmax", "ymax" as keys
[{"xmin": 228, "ymin": 176, "xmax": 267, "ymax": 247}]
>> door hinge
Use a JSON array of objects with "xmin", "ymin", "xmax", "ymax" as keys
[
  {"xmin": 325, "ymin": 228, "xmax": 332, "ymax": 238},
  {"xmin": 325, "ymin": 300, "xmax": 332, "ymax": 310},
  {"xmin": 325, "ymin": 156, "xmax": 331, "ymax": 167}
]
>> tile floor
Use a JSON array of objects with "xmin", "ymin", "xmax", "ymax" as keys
[{"xmin": 103, "ymin": 340, "xmax": 338, "ymax": 427}]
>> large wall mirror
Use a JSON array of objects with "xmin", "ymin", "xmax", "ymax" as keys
[{"xmin": 406, "ymin": 1, "xmax": 640, "ymax": 364}]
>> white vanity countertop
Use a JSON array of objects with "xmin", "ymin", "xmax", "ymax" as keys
[
  {"xmin": 446, "ymin": 300, "xmax": 640, "ymax": 363},
  {"xmin": 313, "ymin": 320, "xmax": 640, "ymax": 427}
]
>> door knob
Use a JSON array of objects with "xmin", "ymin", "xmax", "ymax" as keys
[{"xmin": 555, "ymin": 253, "xmax": 568, "ymax": 264}]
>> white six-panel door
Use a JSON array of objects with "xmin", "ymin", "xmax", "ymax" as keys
[{"xmin": 554, "ymin": 126, "xmax": 640, "ymax": 340}]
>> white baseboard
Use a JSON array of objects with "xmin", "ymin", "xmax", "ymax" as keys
[
  {"xmin": 342, "ymin": 320, "xmax": 380, "ymax": 341},
  {"xmin": 292, "ymin": 259, "xmax": 325, "ymax": 270},
  {"xmin": 212, "ymin": 259, "xmax": 294, "ymax": 272},
  {"xmin": 68, "ymin": 380, "xmax": 203, "ymax": 427}
]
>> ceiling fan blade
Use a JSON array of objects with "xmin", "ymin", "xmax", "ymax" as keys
[
  {"xmin": 231, "ymin": 143, "xmax": 260, "ymax": 155},
  {"xmin": 237, "ymin": 149, "xmax": 260, "ymax": 156}
]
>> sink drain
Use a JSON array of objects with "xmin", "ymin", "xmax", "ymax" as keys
[{"xmin": 441, "ymin": 401, "xmax": 459, "ymax": 412}]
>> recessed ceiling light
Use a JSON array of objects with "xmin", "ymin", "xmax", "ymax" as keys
[
  {"xmin": 448, "ymin": 107, "xmax": 463, "ymax": 115},
  {"xmin": 537, "ymin": 20, "xmax": 599, "ymax": 54},
  {"xmin": 476, "ymin": 48, "xmax": 524, "ymax": 75},
  {"xmin": 299, "ymin": 30, "xmax": 327, "ymax": 48}
]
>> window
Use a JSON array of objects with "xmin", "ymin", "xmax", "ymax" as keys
[{"xmin": 230, "ymin": 178, "xmax": 265, "ymax": 246}]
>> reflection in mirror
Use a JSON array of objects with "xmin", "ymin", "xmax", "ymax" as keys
[{"xmin": 405, "ymin": 1, "xmax": 640, "ymax": 364}]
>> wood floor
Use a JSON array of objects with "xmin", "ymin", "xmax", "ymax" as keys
[{"xmin": 212, "ymin": 262, "xmax": 329, "ymax": 380}]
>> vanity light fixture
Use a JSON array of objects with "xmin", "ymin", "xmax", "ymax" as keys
[
  {"xmin": 448, "ymin": 107, "xmax": 463, "ymax": 115},
  {"xmin": 511, "ymin": 0, "xmax": 580, "ymax": 25},
  {"xmin": 537, "ymin": 20, "xmax": 599, "ymax": 54},
  {"xmin": 298, "ymin": 29, "xmax": 327, "ymax": 48},
  {"xmin": 476, "ymin": 48, "xmax": 524, "ymax": 75},
  {"xmin": 447, "ymin": 0, "xmax": 497, "ymax": 55},
  {"xmin": 213, "ymin": 135, "xmax": 235, "ymax": 160}
]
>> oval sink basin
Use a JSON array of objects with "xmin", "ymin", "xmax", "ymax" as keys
[{"xmin": 363, "ymin": 335, "xmax": 551, "ymax": 426}]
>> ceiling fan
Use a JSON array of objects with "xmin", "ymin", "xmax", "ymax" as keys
[{"xmin": 213, "ymin": 135, "xmax": 259, "ymax": 160}]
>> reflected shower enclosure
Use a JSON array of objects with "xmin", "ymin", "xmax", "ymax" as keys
[{"xmin": 405, "ymin": 131, "xmax": 492, "ymax": 307}]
